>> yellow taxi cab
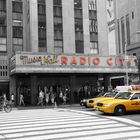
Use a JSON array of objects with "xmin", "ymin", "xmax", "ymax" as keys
[
  {"xmin": 86, "ymin": 91, "xmax": 118, "ymax": 108},
  {"xmin": 95, "ymin": 90, "xmax": 140, "ymax": 115},
  {"xmin": 87, "ymin": 85, "xmax": 140, "ymax": 109}
]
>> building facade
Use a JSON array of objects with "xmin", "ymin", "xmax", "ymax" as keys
[
  {"xmin": 0, "ymin": 0, "xmax": 137, "ymax": 106},
  {"xmin": 115, "ymin": 0, "xmax": 140, "ymax": 56}
]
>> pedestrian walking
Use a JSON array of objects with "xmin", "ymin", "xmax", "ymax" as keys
[
  {"xmin": 50, "ymin": 93, "xmax": 55, "ymax": 104},
  {"xmin": 45, "ymin": 92, "xmax": 50, "ymax": 105},
  {"xmin": 63, "ymin": 93, "xmax": 67, "ymax": 105},
  {"xmin": 59, "ymin": 90, "xmax": 63, "ymax": 104},
  {"xmin": 37, "ymin": 89, "xmax": 44, "ymax": 106},
  {"xmin": 54, "ymin": 93, "xmax": 58, "ymax": 108},
  {"xmin": 11, "ymin": 93, "xmax": 15, "ymax": 106},
  {"xmin": 19, "ymin": 94, "xmax": 25, "ymax": 106}
]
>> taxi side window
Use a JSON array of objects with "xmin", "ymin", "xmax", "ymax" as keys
[{"xmin": 131, "ymin": 93, "xmax": 140, "ymax": 100}]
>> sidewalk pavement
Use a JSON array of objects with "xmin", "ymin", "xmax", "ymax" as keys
[{"xmin": 13, "ymin": 104, "xmax": 80, "ymax": 110}]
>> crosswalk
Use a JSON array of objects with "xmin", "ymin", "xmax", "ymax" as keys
[{"xmin": 0, "ymin": 108, "xmax": 140, "ymax": 140}]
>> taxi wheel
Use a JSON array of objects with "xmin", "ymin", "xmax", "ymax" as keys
[{"xmin": 114, "ymin": 105, "xmax": 126, "ymax": 116}]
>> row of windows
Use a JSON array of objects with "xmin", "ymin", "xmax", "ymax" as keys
[
  {"xmin": 89, "ymin": 0, "xmax": 98, "ymax": 54},
  {"xmin": 0, "ymin": 0, "xmax": 98, "ymax": 54},
  {"xmin": 0, "ymin": 71, "xmax": 8, "ymax": 77},
  {"xmin": 53, "ymin": 0, "xmax": 63, "ymax": 53},
  {"xmin": 117, "ymin": 14, "xmax": 131, "ymax": 54},
  {"xmin": 0, "ymin": 65, "xmax": 7, "ymax": 70},
  {"xmin": 74, "ymin": 0, "xmax": 84, "ymax": 53},
  {"xmin": 0, "ymin": 58, "xmax": 8, "ymax": 77},
  {"xmin": 38, "ymin": 0, "xmax": 46, "ymax": 51}
]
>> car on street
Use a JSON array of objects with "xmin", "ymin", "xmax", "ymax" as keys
[
  {"xmin": 95, "ymin": 90, "xmax": 140, "ymax": 116},
  {"xmin": 86, "ymin": 91, "xmax": 118, "ymax": 108}
]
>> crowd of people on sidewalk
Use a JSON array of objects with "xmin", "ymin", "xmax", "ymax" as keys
[{"xmin": 37, "ymin": 86, "xmax": 69, "ymax": 106}]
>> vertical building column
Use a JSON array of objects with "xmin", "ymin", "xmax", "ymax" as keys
[
  {"xmin": 46, "ymin": 0, "xmax": 54, "ymax": 53},
  {"xmin": 82, "ymin": 0, "xmax": 90, "ymax": 54},
  {"xmin": 70, "ymin": 75, "xmax": 76, "ymax": 104},
  {"xmin": 62, "ymin": 0, "xmax": 75, "ymax": 54},
  {"xmin": 30, "ymin": 75, "xmax": 38, "ymax": 105},
  {"xmin": 7, "ymin": 0, "xmax": 13, "ymax": 57},
  {"xmin": 9, "ymin": 75, "xmax": 17, "ymax": 104},
  {"xmin": 29, "ymin": 0, "xmax": 38, "ymax": 52},
  {"xmin": 97, "ymin": 0, "xmax": 109, "ymax": 56},
  {"xmin": 103, "ymin": 74, "xmax": 110, "ymax": 92},
  {"xmin": 23, "ymin": 0, "xmax": 29, "ymax": 51}
]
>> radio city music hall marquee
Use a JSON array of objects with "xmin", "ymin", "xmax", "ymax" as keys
[{"xmin": 17, "ymin": 54, "xmax": 136, "ymax": 67}]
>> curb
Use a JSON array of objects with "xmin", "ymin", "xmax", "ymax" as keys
[{"xmin": 13, "ymin": 104, "xmax": 80, "ymax": 110}]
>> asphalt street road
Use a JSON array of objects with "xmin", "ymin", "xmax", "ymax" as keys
[
  {"xmin": 0, "ymin": 106, "xmax": 140, "ymax": 140},
  {"xmin": 76, "ymin": 105, "xmax": 140, "ymax": 124}
]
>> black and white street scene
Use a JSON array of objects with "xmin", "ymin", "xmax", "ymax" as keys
[{"xmin": 1, "ymin": 0, "xmax": 140, "ymax": 139}]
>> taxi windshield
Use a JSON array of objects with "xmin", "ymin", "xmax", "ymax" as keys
[
  {"xmin": 115, "ymin": 92, "xmax": 132, "ymax": 100},
  {"xmin": 104, "ymin": 92, "xmax": 118, "ymax": 97}
]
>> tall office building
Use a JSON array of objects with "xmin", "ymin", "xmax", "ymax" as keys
[
  {"xmin": 0, "ymin": 0, "xmax": 136, "ymax": 105},
  {"xmin": 115, "ymin": 0, "xmax": 140, "ymax": 56}
]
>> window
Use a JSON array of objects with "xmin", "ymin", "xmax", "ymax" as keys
[
  {"xmin": 38, "ymin": 0, "xmax": 45, "ymax": 4},
  {"xmin": 13, "ymin": 38, "xmax": 23, "ymax": 51},
  {"xmin": 89, "ymin": 10, "xmax": 96, "ymax": 20},
  {"xmin": 90, "ymin": 32, "xmax": 98, "ymax": 42},
  {"xmin": 0, "ymin": 0, "xmax": 6, "ymax": 11},
  {"xmin": 54, "ymin": 6, "xmax": 62, "ymax": 17},
  {"xmin": 12, "ymin": 1, "xmax": 22, "ymax": 13},
  {"xmin": 54, "ymin": 40, "xmax": 63, "ymax": 53},
  {"xmin": 38, "ymin": 28, "xmax": 46, "ymax": 39},
  {"xmin": 131, "ymin": 93, "xmax": 140, "ymax": 100},
  {"xmin": 54, "ymin": 17, "xmax": 62, "ymax": 30},
  {"xmin": 75, "ymin": 31, "xmax": 83, "ymax": 40},
  {"xmin": 54, "ymin": 40, "xmax": 63, "ymax": 48},
  {"xmin": 0, "ymin": 38, "xmax": 6, "ymax": 51},
  {"xmin": 0, "ymin": 17, "xmax": 6, "ymax": 25},
  {"xmin": 88, "ymin": 0, "xmax": 96, "ymax": 11},
  {"xmin": 13, "ymin": 26, "xmax": 23, "ymax": 38},
  {"xmin": 74, "ymin": 9, "xmax": 82, "ymax": 18},
  {"xmin": 38, "ymin": 15, "xmax": 46, "ymax": 28},
  {"xmin": 75, "ymin": 19, "xmax": 83, "ymax": 31},
  {"xmin": 90, "ymin": 42, "xmax": 98, "ymax": 54},
  {"xmin": 0, "ymin": 26, "xmax": 6, "ymax": 37},
  {"xmin": 13, "ymin": 38, "xmax": 23, "ymax": 45},
  {"xmin": 75, "ymin": 41, "xmax": 84, "ymax": 53},
  {"xmin": 54, "ymin": 30, "xmax": 63, "ymax": 40},
  {"xmin": 74, "ymin": 0, "xmax": 82, "ymax": 8},
  {"xmin": 53, "ymin": 0, "xmax": 62, "ymax": 6},
  {"xmin": 38, "ymin": 4, "xmax": 46, "ymax": 15},
  {"xmin": 39, "ymin": 39, "xmax": 46, "ymax": 52},
  {"xmin": 89, "ymin": 19, "xmax": 97, "ymax": 32}
]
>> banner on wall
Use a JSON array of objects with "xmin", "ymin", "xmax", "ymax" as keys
[
  {"xmin": 106, "ymin": 0, "xmax": 116, "ymax": 55},
  {"xmin": 9, "ymin": 52, "xmax": 137, "ymax": 74}
]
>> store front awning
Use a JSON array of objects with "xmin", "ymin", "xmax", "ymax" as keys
[{"xmin": 10, "ymin": 52, "xmax": 138, "ymax": 75}]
